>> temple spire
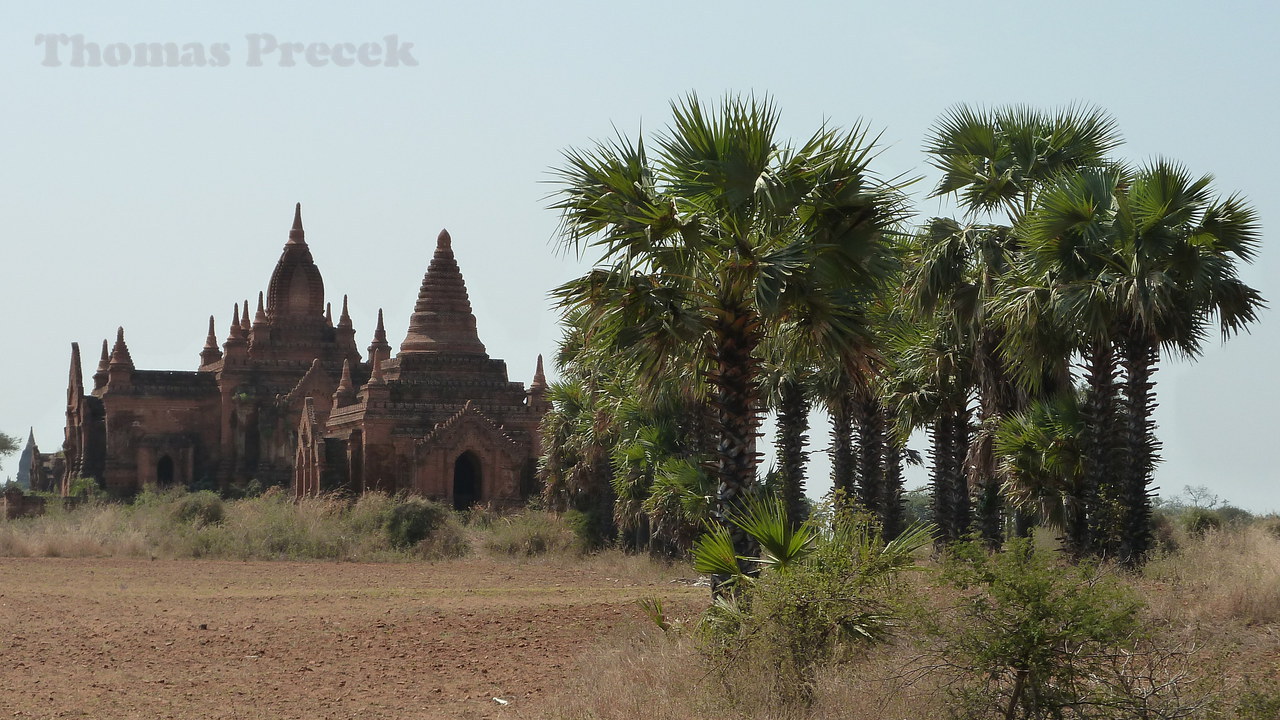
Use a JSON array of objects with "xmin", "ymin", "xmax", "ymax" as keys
[
  {"xmin": 267, "ymin": 203, "xmax": 325, "ymax": 320},
  {"xmin": 369, "ymin": 348, "xmax": 386, "ymax": 384},
  {"xmin": 368, "ymin": 308, "xmax": 391, "ymax": 360},
  {"xmin": 229, "ymin": 303, "xmax": 245, "ymax": 340},
  {"xmin": 531, "ymin": 354, "xmax": 547, "ymax": 391},
  {"xmin": 109, "ymin": 327, "xmax": 134, "ymax": 368},
  {"xmin": 254, "ymin": 292, "xmax": 268, "ymax": 324},
  {"xmin": 200, "ymin": 315, "xmax": 223, "ymax": 366},
  {"xmin": 241, "ymin": 300, "xmax": 251, "ymax": 332},
  {"xmin": 333, "ymin": 358, "xmax": 356, "ymax": 407},
  {"xmin": 338, "ymin": 295, "xmax": 353, "ymax": 329},
  {"xmin": 68, "ymin": 342, "xmax": 84, "ymax": 397},
  {"xmin": 399, "ymin": 229, "xmax": 487, "ymax": 356},
  {"xmin": 224, "ymin": 304, "xmax": 248, "ymax": 361},
  {"xmin": 325, "ymin": 302, "xmax": 333, "ymax": 327},
  {"xmin": 360, "ymin": 348, "xmax": 389, "ymax": 405},
  {"xmin": 288, "ymin": 202, "xmax": 304, "ymax": 245},
  {"xmin": 92, "ymin": 339, "xmax": 110, "ymax": 390}
]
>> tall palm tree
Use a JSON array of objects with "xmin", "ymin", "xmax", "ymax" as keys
[
  {"xmin": 550, "ymin": 94, "xmax": 907, "ymax": 564},
  {"xmin": 913, "ymin": 105, "xmax": 1124, "ymax": 547},
  {"xmin": 1010, "ymin": 161, "xmax": 1264, "ymax": 564},
  {"xmin": 882, "ymin": 311, "xmax": 973, "ymax": 545},
  {"xmin": 1010, "ymin": 167, "xmax": 1127, "ymax": 555},
  {"xmin": 1108, "ymin": 160, "xmax": 1263, "ymax": 565}
]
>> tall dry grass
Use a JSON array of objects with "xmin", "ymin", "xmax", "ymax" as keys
[
  {"xmin": 547, "ymin": 521, "xmax": 1280, "ymax": 720},
  {"xmin": 1143, "ymin": 523, "xmax": 1280, "ymax": 625},
  {"xmin": 0, "ymin": 489, "xmax": 470, "ymax": 561},
  {"xmin": 544, "ymin": 625, "xmax": 948, "ymax": 720}
]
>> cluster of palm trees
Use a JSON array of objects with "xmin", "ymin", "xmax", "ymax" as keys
[{"xmin": 539, "ymin": 95, "xmax": 1263, "ymax": 567}]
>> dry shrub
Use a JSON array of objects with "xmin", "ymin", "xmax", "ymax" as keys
[
  {"xmin": 573, "ymin": 548, "xmax": 688, "ymax": 585},
  {"xmin": 0, "ymin": 489, "xmax": 472, "ymax": 561},
  {"xmin": 544, "ymin": 626, "xmax": 722, "ymax": 720},
  {"xmin": 482, "ymin": 510, "xmax": 578, "ymax": 557},
  {"xmin": 1143, "ymin": 524, "xmax": 1280, "ymax": 625},
  {"xmin": 545, "ymin": 624, "xmax": 948, "ymax": 720}
]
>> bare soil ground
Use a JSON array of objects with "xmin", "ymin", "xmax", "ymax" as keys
[{"xmin": 0, "ymin": 557, "xmax": 706, "ymax": 719}]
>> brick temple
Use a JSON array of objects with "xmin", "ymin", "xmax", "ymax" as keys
[{"xmin": 56, "ymin": 204, "xmax": 547, "ymax": 507}]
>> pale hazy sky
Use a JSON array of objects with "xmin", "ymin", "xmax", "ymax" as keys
[{"xmin": 2, "ymin": 1, "xmax": 1276, "ymax": 511}]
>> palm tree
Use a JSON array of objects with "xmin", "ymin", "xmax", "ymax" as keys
[
  {"xmin": 550, "ymin": 94, "xmax": 907, "ymax": 564},
  {"xmin": 882, "ymin": 311, "xmax": 973, "ymax": 545},
  {"xmin": 1107, "ymin": 160, "xmax": 1263, "ymax": 565},
  {"xmin": 912, "ymin": 105, "xmax": 1124, "ymax": 547},
  {"xmin": 1009, "ymin": 167, "xmax": 1127, "ymax": 555},
  {"xmin": 1010, "ymin": 161, "xmax": 1263, "ymax": 564}
]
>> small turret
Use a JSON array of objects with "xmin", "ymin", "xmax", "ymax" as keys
[
  {"xmin": 254, "ymin": 292, "xmax": 268, "ymax": 325},
  {"xmin": 240, "ymin": 300, "xmax": 251, "ymax": 333},
  {"xmin": 249, "ymin": 292, "xmax": 270, "ymax": 354},
  {"xmin": 333, "ymin": 358, "xmax": 356, "ymax": 408},
  {"xmin": 228, "ymin": 304, "xmax": 245, "ymax": 341},
  {"xmin": 200, "ymin": 316, "xmax": 223, "ymax": 367},
  {"xmin": 107, "ymin": 327, "xmax": 134, "ymax": 389},
  {"xmin": 334, "ymin": 294, "xmax": 359, "ymax": 361},
  {"xmin": 223, "ymin": 304, "xmax": 249, "ymax": 363},
  {"xmin": 338, "ymin": 295, "xmax": 353, "ymax": 329},
  {"xmin": 527, "ymin": 354, "xmax": 549, "ymax": 412},
  {"xmin": 92, "ymin": 338, "xmax": 110, "ymax": 391},
  {"xmin": 359, "ymin": 348, "xmax": 390, "ymax": 405},
  {"xmin": 67, "ymin": 342, "xmax": 84, "ymax": 406},
  {"xmin": 325, "ymin": 302, "xmax": 333, "ymax": 327},
  {"xmin": 367, "ymin": 308, "xmax": 391, "ymax": 361},
  {"xmin": 109, "ymin": 327, "xmax": 134, "ymax": 369}
]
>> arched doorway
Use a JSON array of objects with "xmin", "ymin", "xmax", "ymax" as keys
[
  {"xmin": 452, "ymin": 452, "xmax": 482, "ymax": 510},
  {"xmin": 156, "ymin": 455, "xmax": 175, "ymax": 486}
]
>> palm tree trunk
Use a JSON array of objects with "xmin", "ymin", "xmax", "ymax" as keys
[
  {"xmin": 1078, "ymin": 338, "xmax": 1117, "ymax": 558},
  {"xmin": 931, "ymin": 405, "xmax": 971, "ymax": 545},
  {"xmin": 776, "ymin": 377, "xmax": 810, "ymax": 527},
  {"xmin": 856, "ymin": 394, "xmax": 885, "ymax": 517},
  {"xmin": 881, "ymin": 411, "xmax": 906, "ymax": 540},
  {"xmin": 973, "ymin": 332, "xmax": 1011, "ymax": 549},
  {"xmin": 1117, "ymin": 330, "xmax": 1159, "ymax": 567},
  {"xmin": 829, "ymin": 387, "xmax": 856, "ymax": 503},
  {"xmin": 951, "ymin": 406, "xmax": 973, "ymax": 540},
  {"xmin": 709, "ymin": 302, "xmax": 763, "ymax": 568},
  {"xmin": 929, "ymin": 416, "xmax": 954, "ymax": 545}
]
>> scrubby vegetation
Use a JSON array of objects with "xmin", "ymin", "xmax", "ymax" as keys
[
  {"xmin": 0, "ymin": 488, "xmax": 592, "ymax": 562},
  {"xmin": 550, "ymin": 512, "xmax": 1280, "ymax": 719}
]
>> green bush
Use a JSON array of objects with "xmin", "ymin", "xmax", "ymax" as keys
[
  {"xmin": 66, "ymin": 476, "xmax": 101, "ymax": 498},
  {"xmin": 563, "ymin": 508, "xmax": 614, "ymax": 550},
  {"xmin": 483, "ymin": 510, "xmax": 577, "ymax": 556},
  {"xmin": 693, "ymin": 500, "xmax": 931, "ymax": 704},
  {"xmin": 1183, "ymin": 507, "xmax": 1223, "ymax": 536},
  {"xmin": 383, "ymin": 496, "xmax": 452, "ymax": 549},
  {"xmin": 173, "ymin": 490, "xmax": 224, "ymax": 526},
  {"xmin": 937, "ymin": 539, "xmax": 1149, "ymax": 719}
]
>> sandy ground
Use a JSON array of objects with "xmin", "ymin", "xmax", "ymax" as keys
[{"xmin": 0, "ymin": 557, "xmax": 706, "ymax": 719}]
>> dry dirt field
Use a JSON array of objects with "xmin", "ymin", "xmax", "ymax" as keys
[{"xmin": 0, "ymin": 557, "xmax": 706, "ymax": 719}]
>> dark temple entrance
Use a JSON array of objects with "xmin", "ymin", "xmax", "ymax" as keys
[
  {"xmin": 452, "ymin": 452, "xmax": 481, "ymax": 510},
  {"xmin": 157, "ymin": 455, "xmax": 175, "ymax": 486}
]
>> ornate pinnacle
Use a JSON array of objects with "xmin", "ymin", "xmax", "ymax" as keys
[
  {"xmin": 109, "ymin": 327, "xmax": 134, "ymax": 368},
  {"xmin": 288, "ymin": 202, "xmax": 304, "ymax": 244}
]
